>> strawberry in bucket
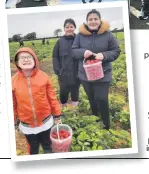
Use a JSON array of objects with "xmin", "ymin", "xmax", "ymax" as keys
[{"xmin": 51, "ymin": 129, "xmax": 70, "ymax": 139}]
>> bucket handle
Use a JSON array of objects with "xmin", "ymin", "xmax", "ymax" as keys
[
  {"xmin": 83, "ymin": 58, "xmax": 87, "ymax": 65},
  {"xmin": 83, "ymin": 54, "xmax": 97, "ymax": 64},
  {"xmin": 56, "ymin": 124, "xmax": 60, "ymax": 140},
  {"xmin": 83, "ymin": 57, "xmax": 102, "ymax": 65},
  {"xmin": 56, "ymin": 121, "xmax": 62, "ymax": 141}
]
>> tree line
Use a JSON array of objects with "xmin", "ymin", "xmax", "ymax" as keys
[
  {"xmin": 9, "ymin": 29, "xmax": 63, "ymax": 42},
  {"xmin": 9, "ymin": 28, "xmax": 124, "ymax": 42}
]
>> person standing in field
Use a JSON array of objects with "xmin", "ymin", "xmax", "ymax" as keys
[
  {"xmin": 42, "ymin": 38, "xmax": 45, "ymax": 45},
  {"xmin": 12, "ymin": 47, "xmax": 62, "ymax": 155},
  {"xmin": 52, "ymin": 19, "xmax": 80, "ymax": 108},
  {"xmin": 72, "ymin": 9, "xmax": 120, "ymax": 130},
  {"xmin": 46, "ymin": 40, "xmax": 49, "ymax": 45},
  {"xmin": 19, "ymin": 40, "xmax": 24, "ymax": 47}
]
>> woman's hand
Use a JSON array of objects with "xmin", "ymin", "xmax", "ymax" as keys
[
  {"xmin": 93, "ymin": 53, "xmax": 104, "ymax": 60},
  {"xmin": 84, "ymin": 50, "xmax": 93, "ymax": 59}
]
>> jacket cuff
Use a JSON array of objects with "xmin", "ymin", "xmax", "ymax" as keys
[
  {"xmin": 53, "ymin": 115, "xmax": 61, "ymax": 119},
  {"xmin": 53, "ymin": 114, "xmax": 62, "ymax": 118}
]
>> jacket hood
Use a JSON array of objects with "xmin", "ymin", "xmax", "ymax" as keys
[
  {"xmin": 14, "ymin": 47, "xmax": 39, "ymax": 76},
  {"xmin": 79, "ymin": 20, "xmax": 110, "ymax": 35}
]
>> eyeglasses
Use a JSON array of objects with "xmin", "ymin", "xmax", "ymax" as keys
[{"xmin": 19, "ymin": 55, "xmax": 34, "ymax": 61}]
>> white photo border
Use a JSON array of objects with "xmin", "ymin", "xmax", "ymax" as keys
[{"xmin": 2, "ymin": 1, "xmax": 138, "ymax": 162}]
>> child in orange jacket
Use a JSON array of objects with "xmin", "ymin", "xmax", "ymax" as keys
[{"xmin": 12, "ymin": 47, "xmax": 62, "ymax": 155}]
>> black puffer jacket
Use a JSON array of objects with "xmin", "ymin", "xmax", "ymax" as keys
[
  {"xmin": 72, "ymin": 21, "xmax": 121, "ymax": 82},
  {"xmin": 52, "ymin": 35, "xmax": 79, "ymax": 84}
]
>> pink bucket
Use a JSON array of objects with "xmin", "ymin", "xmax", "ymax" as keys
[
  {"xmin": 50, "ymin": 124, "xmax": 72, "ymax": 153},
  {"xmin": 83, "ymin": 60, "xmax": 104, "ymax": 81}
]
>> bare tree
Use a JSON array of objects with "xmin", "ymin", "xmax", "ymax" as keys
[{"xmin": 53, "ymin": 29, "xmax": 62, "ymax": 37}]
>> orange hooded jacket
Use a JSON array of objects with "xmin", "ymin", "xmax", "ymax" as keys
[{"xmin": 12, "ymin": 47, "xmax": 61, "ymax": 128}]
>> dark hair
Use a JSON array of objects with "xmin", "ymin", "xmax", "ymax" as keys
[
  {"xmin": 86, "ymin": 9, "xmax": 101, "ymax": 21},
  {"xmin": 64, "ymin": 18, "xmax": 76, "ymax": 28}
]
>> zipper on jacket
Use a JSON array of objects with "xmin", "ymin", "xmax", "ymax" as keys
[
  {"xmin": 92, "ymin": 32, "xmax": 95, "ymax": 52},
  {"xmin": 27, "ymin": 76, "xmax": 37, "ymax": 127}
]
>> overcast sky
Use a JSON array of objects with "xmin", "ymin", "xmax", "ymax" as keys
[{"xmin": 7, "ymin": 7, "xmax": 123, "ymax": 38}]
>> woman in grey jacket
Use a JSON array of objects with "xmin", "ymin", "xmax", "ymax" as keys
[{"xmin": 72, "ymin": 9, "xmax": 120, "ymax": 130}]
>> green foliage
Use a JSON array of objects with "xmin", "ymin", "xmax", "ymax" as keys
[
  {"xmin": 109, "ymin": 93, "xmax": 130, "ymax": 130},
  {"xmin": 119, "ymin": 110, "xmax": 130, "ymax": 130},
  {"xmin": 62, "ymin": 113, "xmax": 132, "ymax": 151},
  {"xmin": 112, "ymin": 32, "xmax": 124, "ymax": 41},
  {"xmin": 77, "ymin": 86, "xmax": 91, "ymax": 114},
  {"xmin": 111, "ymin": 53, "xmax": 128, "ymax": 95},
  {"xmin": 109, "ymin": 94, "xmax": 125, "ymax": 117}
]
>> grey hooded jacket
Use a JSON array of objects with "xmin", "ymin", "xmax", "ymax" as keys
[{"xmin": 72, "ymin": 21, "xmax": 121, "ymax": 82}]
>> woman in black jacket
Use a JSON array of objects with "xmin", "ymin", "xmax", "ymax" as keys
[
  {"xmin": 72, "ymin": 9, "xmax": 120, "ymax": 130},
  {"xmin": 53, "ymin": 19, "xmax": 80, "ymax": 108}
]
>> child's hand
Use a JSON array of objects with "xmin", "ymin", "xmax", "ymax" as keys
[
  {"xmin": 54, "ymin": 115, "xmax": 62, "ymax": 124},
  {"xmin": 55, "ymin": 119, "xmax": 62, "ymax": 125}
]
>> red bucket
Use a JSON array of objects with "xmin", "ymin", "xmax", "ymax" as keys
[
  {"xmin": 83, "ymin": 59, "xmax": 104, "ymax": 81},
  {"xmin": 50, "ymin": 124, "xmax": 72, "ymax": 153}
]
